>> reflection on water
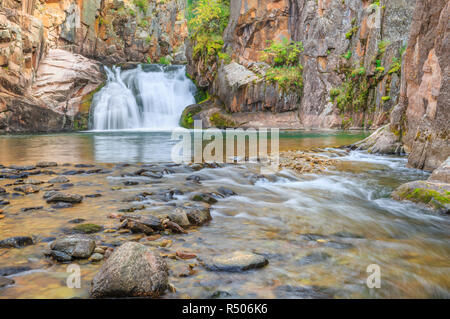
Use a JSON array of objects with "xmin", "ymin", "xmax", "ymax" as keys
[{"xmin": 0, "ymin": 130, "xmax": 369, "ymax": 165}]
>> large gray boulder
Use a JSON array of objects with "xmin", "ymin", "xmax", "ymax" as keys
[{"xmin": 90, "ymin": 242, "xmax": 169, "ymax": 298}]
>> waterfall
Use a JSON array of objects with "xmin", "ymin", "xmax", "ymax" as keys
[{"xmin": 89, "ymin": 64, "xmax": 196, "ymax": 130}]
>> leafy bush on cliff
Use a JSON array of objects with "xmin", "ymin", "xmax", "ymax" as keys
[
  {"xmin": 188, "ymin": 0, "xmax": 229, "ymax": 36},
  {"xmin": 188, "ymin": 0, "xmax": 230, "ymax": 76},
  {"xmin": 261, "ymin": 39, "xmax": 304, "ymax": 93}
]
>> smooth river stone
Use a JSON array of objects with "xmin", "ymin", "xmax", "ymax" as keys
[{"xmin": 203, "ymin": 251, "xmax": 268, "ymax": 272}]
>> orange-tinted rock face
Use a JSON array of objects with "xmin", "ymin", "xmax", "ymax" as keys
[
  {"xmin": 225, "ymin": 0, "xmax": 290, "ymax": 65},
  {"xmin": 392, "ymin": 0, "xmax": 449, "ymax": 170},
  {"xmin": 31, "ymin": 0, "xmax": 188, "ymax": 64}
]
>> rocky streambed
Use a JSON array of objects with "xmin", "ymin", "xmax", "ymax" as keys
[{"xmin": 0, "ymin": 143, "xmax": 449, "ymax": 298}]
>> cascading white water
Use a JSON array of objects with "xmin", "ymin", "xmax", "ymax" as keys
[{"xmin": 90, "ymin": 64, "xmax": 196, "ymax": 130}]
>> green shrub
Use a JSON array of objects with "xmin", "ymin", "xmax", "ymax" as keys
[
  {"xmin": 342, "ymin": 50, "xmax": 352, "ymax": 60},
  {"xmin": 134, "ymin": 0, "xmax": 148, "ymax": 13},
  {"xmin": 158, "ymin": 56, "xmax": 171, "ymax": 65},
  {"xmin": 378, "ymin": 40, "xmax": 390, "ymax": 54},
  {"xmin": 188, "ymin": 0, "xmax": 230, "ymax": 36},
  {"xmin": 261, "ymin": 38, "xmax": 303, "ymax": 67},
  {"xmin": 209, "ymin": 112, "xmax": 236, "ymax": 128},
  {"xmin": 345, "ymin": 26, "xmax": 358, "ymax": 40},
  {"xmin": 261, "ymin": 39, "xmax": 304, "ymax": 93}
]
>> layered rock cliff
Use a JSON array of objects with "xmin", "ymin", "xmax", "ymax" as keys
[
  {"xmin": 0, "ymin": 0, "xmax": 188, "ymax": 133},
  {"xmin": 33, "ymin": 0, "xmax": 188, "ymax": 64}
]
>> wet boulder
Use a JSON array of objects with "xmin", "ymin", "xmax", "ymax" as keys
[
  {"xmin": 217, "ymin": 187, "xmax": 236, "ymax": 197},
  {"xmin": 202, "ymin": 251, "xmax": 268, "ymax": 272},
  {"xmin": 13, "ymin": 184, "xmax": 40, "ymax": 194},
  {"xmin": 141, "ymin": 171, "xmax": 163, "ymax": 179},
  {"xmin": 9, "ymin": 165, "xmax": 36, "ymax": 171},
  {"xmin": 168, "ymin": 208, "xmax": 191, "ymax": 227},
  {"xmin": 46, "ymin": 192, "xmax": 83, "ymax": 203},
  {"xmin": 48, "ymin": 176, "xmax": 69, "ymax": 183},
  {"xmin": 50, "ymin": 235, "xmax": 95, "ymax": 259},
  {"xmin": 186, "ymin": 207, "xmax": 212, "ymax": 226},
  {"xmin": 0, "ymin": 236, "xmax": 33, "ymax": 248},
  {"xmin": 90, "ymin": 242, "xmax": 169, "ymax": 298},
  {"xmin": 191, "ymin": 193, "xmax": 217, "ymax": 204},
  {"xmin": 119, "ymin": 215, "xmax": 162, "ymax": 235},
  {"xmin": 0, "ymin": 266, "xmax": 32, "ymax": 276},
  {"xmin": 37, "ymin": 162, "xmax": 58, "ymax": 168}
]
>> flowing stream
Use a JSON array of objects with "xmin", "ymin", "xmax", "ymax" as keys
[
  {"xmin": 0, "ymin": 131, "xmax": 449, "ymax": 299},
  {"xmin": 90, "ymin": 65, "xmax": 196, "ymax": 130}
]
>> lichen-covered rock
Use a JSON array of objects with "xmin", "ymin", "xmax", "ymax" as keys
[{"xmin": 90, "ymin": 242, "xmax": 169, "ymax": 298}]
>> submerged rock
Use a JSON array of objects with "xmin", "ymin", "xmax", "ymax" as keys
[
  {"xmin": 71, "ymin": 224, "xmax": 103, "ymax": 234},
  {"xmin": 50, "ymin": 235, "xmax": 95, "ymax": 259},
  {"xmin": 0, "ymin": 236, "xmax": 33, "ymax": 248},
  {"xmin": 37, "ymin": 162, "xmax": 58, "ymax": 168},
  {"xmin": 186, "ymin": 207, "xmax": 212, "ymax": 226},
  {"xmin": 275, "ymin": 285, "xmax": 334, "ymax": 299},
  {"xmin": 0, "ymin": 277, "xmax": 15, "ymax": 288},
  {"xmin": 9, "ymin": 165, "xmax": 36, "ymax": 171},
  {"xmin": 217, "ymin": 187, "xmax": 237, "ymax": 197},
  {"xmin": 202, "ymin": 251, "xmax": 268, "ymax": 272},
  {"xmin": 90, "ymin": 242, "xmax": 169, "ymax": 298},
  {"xmin": 45, "ymin": 250, "xmax": 72, "ymax": 262},
  {"xmin": 51, "ymin": 202, "xmax": 73, "ymax": 209},
  {"xmin": 13, "ymin": 184, "xmax": 40, "ymax": 194},
  {"xmin": 89, "ymin": 253, "xmax": 104, "ymax": 262},
  {"xmin": 192, "ymin": 193, "xmax": 217, "ymax": 204},
  {"xmin": 48, "ymin": 176, "xmax": 70, "ymax": 184},
  {"xmin": 0, "ymin": 266, "xmax": 32, "ymax": 276},
  {"xmin": 297, "ymin": 252, "xmax": 331, "ymax": 266}
]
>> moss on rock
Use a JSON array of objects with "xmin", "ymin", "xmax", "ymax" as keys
[{"xmin": 392, "ymin": 181, "xmax": 450, "ymax": 212}]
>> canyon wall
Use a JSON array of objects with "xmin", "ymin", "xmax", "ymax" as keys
[
  {"xmin": 392, "ymin": 0, "xmax": 449, "ymax": 171},
  {"xmin": 187, "ymin": 0, "xmax": 417, "ymax": 129}
]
